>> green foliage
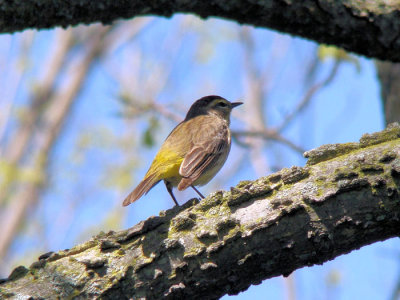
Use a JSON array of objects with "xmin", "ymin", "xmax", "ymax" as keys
[
  {"xmin": 142, "ymin": 117, "xmax": 160, "ymax": 148},
  {"xmin": 318, "ymin": 44, "xmax": 361, "ymax": 72},
  {"xmin": 0, "ymin": 160, "xmax": 43, "ymax": 192}
]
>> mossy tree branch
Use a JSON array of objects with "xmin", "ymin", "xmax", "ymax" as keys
[
  {"xmin": 1, "ymin": 124, "xmax": 400, "ymax": 299},
  {"xmin": 1, "ymin": 1, "xmax": 400, "ymax": 62}
]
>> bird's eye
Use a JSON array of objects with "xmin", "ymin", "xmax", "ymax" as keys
[{"xmin": 217, "ymin": 102, "xmax": 228, "ymax": 107}]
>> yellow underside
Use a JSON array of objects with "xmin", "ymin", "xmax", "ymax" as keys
[
  {"xmin": 145, "ymin": 148, "xmax": 184, "ymax": 185},
  {"xmin": 142, "ymin": 115, "xmax": 229, "ymax": 189}
]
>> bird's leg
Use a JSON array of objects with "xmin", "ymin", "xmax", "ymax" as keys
[
  {"xmin": 191, "ymin": 185, "xmax": 205, "ymax": 199},
  {"xmin": 164, "ymin": 180, "xmax": 179, "ymax": 206}
]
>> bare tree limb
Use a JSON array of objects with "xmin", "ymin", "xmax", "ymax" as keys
[
  {"xmin": 2, "ymin": 30, "xmax": 73, "ymax": 164},
  {"xmin": 0, "ymin": 26, "xmax": 112, "ymax": 263},
  {"xmin": 0, "ymin": 33, "xmax": 35, "ymax": 155},
  {"xmin": 276, "ymin": 60, "xmax": 341, "ymax": 133},
  {"xmin": 240, "ymin": 27, "xmax": 271, "ymax": 175},
  {"xmin": 376, "ymin": 61, "xmax": 400, "ymax": 125},
  {"xmin": 390, "ymin": 266, "xmax": 400, "ymax": 300},
  {"xmin": 232, "ymin": 130, "xmax": 305, "ymax": 154},
  {"xmin": 1, "ymin": 123, "xmax": 399, "ymax": 299},
  {"xmin": 1, "ymin": 1, "xmax": 400, "ymax": 61}
]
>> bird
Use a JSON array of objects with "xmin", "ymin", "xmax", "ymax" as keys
[{"xmin": 122, "ymin": 95, "xmax": 243, "ymax": 207}]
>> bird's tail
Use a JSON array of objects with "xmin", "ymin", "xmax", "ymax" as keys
[{"xmin": 122, "ymin": 173, "xmax": 160, "ymax": 206}]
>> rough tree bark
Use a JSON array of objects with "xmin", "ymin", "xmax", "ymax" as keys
[
  {"xmin": 1, "ymin": 124, "xmax": 399, "ymax": 299},
  {"xmin": 1, "ymin": 1, "xmax": 400, "ymax": 62}
]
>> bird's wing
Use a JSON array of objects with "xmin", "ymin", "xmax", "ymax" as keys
[{"xmin": 178, "ymin": 122, "xmax": 228, "ymax": 189}]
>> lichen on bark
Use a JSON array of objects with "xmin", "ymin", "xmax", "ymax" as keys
[{"xmin": 1, "ymin": 123, "xmax": 400, "ymax": 299}]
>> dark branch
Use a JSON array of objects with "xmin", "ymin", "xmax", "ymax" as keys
[{"xmin": 2, "ymin": 1, "xmax": 400, "ymax": 61}]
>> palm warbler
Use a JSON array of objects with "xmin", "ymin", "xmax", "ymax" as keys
[{"xmin": 122, "ymin": 95, "xmax": 242, "ymax": 206}]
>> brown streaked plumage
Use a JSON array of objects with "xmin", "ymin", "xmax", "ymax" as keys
[{"xmin": 122, "ymin": 95, "xmax": 242, "ymax": 207}]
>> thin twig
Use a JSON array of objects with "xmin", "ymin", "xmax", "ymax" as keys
[
  {"xmin": 232, "ymin": 130, "xmax": 305, "ymax": 154},
  {"xmin": 150, "ymin": 102, "xmax": 183, "ymax": 123},
  {"xmin": 276, "ymin": 60, "xmax": 341, "ymax": 132}
]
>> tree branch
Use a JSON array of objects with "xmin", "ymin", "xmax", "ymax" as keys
[
  {"xmin": 1, "ymin": 123, "xmax": 400, "ymax": 299},
  {"xmin": 276, "ymin": 60, "xmax": 341, "ymax": 133},
  {"xmin": 0, "ymin": 26, "xmax": 112, "ymax": 263},
  {"xmin": 1, "ymin": 1, "xmax": 400, "ymax": 61},
  {"xmin": 375, "ymin": 61, "xmax": 400, "ymax": 125},
  {"xmin": 232, "ymin": 129, "xmax": 306, "ymax": 154}
]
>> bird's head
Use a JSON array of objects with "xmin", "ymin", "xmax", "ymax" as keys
[{"xmin": 185, "ymin": 95, "xmax": 243, "ymax": 121}]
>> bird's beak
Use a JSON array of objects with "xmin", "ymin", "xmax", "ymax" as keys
[{"xmin": 231, "ymin": 102, "xmax": 243, "ymax": 108}]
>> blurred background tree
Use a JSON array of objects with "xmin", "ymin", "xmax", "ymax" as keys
[{"xmin": 0, "ymin": 15, "xmax": 398, "ymax": 299}]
